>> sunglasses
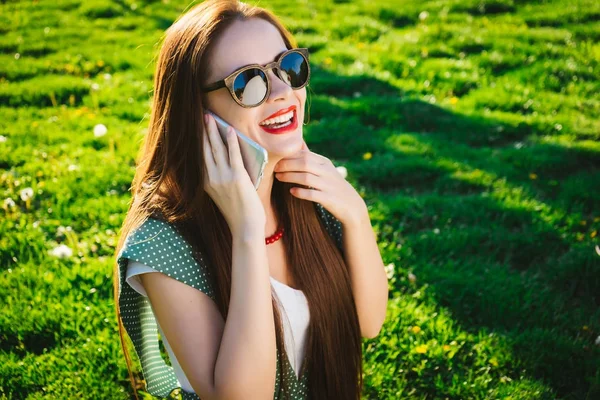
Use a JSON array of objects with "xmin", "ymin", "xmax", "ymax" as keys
[{"xmin": 200, "ymin": 48, "xmax": 310, "ymax": 108}]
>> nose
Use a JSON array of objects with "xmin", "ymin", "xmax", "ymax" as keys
[{"xmin": 266, "ymin": 68, "xmax": 293, "ymax": 102}]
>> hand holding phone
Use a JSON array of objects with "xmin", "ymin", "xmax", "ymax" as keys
[
  {"xmin": 204, "ymin": 110, "xmax": 268, "ymax": 190},
  {"xmin": 202, "ymin": 112, "xmax": 266, "ymax": 232}
]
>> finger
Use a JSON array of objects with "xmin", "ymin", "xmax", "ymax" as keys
[
  {"xmin": 202, "ymin": 129, "xmax": 217, "ymax": 176},
  {"xmin": 289, "ymin": 186, "xmax": 322, "ymax": 203},
  {"xmin": 226, "ymin": 126, "xmax": 244, "ymax": 170},
  {"xmin": 205, "ymin": 114, "xmax": 228, "ymax": 167},
  {"xmin": 282, "ymin": 149, "xmax": 329, "ymax": 166},
  {"xmin": 275, "ymin": 171, "xmax": 321, "ymax": 189},
  {"xmin": 275, "ymin": 157, "xmax": 320, "ymax": 174},
  {"xmin": 203, "ymin": 126, "xmax": 216, "ymax": 165},
  {"xmin": 203, "ymin": 114, "xmax": 218, "ymax": 165}
]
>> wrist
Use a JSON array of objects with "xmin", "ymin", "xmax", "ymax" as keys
[
  {"xmin": 343, "ymin": 205, "xmax": 370, "ymax": 228},
  {"xmin": 232, "ymin": 220, "xmax": 267, "ymax": 243}
]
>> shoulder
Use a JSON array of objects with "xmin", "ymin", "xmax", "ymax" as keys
[{"xmin": 118, "ymin": 217, "xmax": 216, "ymax": 301}]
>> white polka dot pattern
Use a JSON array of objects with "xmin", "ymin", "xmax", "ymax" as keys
[
  {"xmin": 315, "ymin": 202, "xmax": 344, "ymax": 254},
  {"xmin": 116, "ymin": 203, "xmax": 343, "ymax": 399}
]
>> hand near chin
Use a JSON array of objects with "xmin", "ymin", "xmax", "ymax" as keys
[{"xmin": 273, "ymin": 139, "xmax": 367, "ymax": 226}]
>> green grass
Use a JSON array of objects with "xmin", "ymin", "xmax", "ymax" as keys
[{"xmin": 1, "ymin": 0, "xmax": 599, "ymax": 398}]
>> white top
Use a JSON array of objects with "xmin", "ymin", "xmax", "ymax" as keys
[{"xmin": 126, "ymin": 259, "xmax": 310, "ymax": 392}]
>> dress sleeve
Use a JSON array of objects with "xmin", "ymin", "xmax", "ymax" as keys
[
  {"xmin": 115, "ymin": 217, "xmax": 214, "ymax": 400},
  {"xmin": 125, "ymin": 259, "xmax": 159, "ymax": 297},
  {"xmin": 117, "ymin": 217, "xmax": 216, "ymax": 302},
  {"xmin": 314, "ymin": 202, "xmax": 344, "ymax": 254}
]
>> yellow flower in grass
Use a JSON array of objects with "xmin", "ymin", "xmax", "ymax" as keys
[
  {"xmin": 415, "ymin": 344, "xmax": 428, "ymax": 354},
  {"xmin": 411, "ymin": 326, "xmax": 421, "ymax": 334},
  {"xmin": 450, "ymin": 96, "xmax": 458, "ymax": 105},
  {"xmin": 442, "ymin": 344, "xmax": 451, "ymax": 351},
  {"xmin": 362, "ymin": 152, "xmax": 372, "ymax": 160},
  {"xmin": 591, "ymin": 230, "xmax": 597, "ymax": 238},
  {"xmin": 490, "ymin": 357, "xmax": 499, "ymax": 367},
  {"xmin": 529, "ymin": 173, "xmax": 538, "ymax": 180},
  {"xmin": 324, "ymin": 57, "xmax": 333, "ymax": 66}
]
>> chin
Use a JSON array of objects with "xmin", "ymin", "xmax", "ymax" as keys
[{"xmin": 259, "ymin": 131, "xmax": 304, "ymax": 158}]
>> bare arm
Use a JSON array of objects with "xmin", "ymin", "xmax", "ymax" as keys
[
  {"xmin": 342, "ymin": 210, "xmax": 389, "ymax": 339},
  {"xmin": 140, "ymin": 229, "xmax": 276, "ymax": 400},
  {"xmin": 213, "ymin": 231, "xmax": 276, "ymax": 398}
]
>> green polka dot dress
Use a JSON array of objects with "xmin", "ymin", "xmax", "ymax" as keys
[{"xmin": 116, "ymin": 202, "xmax": 343, "ymax": 399}]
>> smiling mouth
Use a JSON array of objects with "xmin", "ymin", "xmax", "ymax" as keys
[{"xmin": 258, "ymin": 109, "xmax": 298, "ymax": 134}]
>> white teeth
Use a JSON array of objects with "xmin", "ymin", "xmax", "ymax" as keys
[{"xmin": 259, "ymin": 110, "xmax": 294, "ymax": 126}]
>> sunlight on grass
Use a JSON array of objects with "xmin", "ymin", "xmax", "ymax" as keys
[{"xmin": 1, "ymin": 0, "xmax": 599, "ymax": 398}]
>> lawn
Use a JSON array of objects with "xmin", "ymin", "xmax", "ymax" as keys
[{"xmin": 0, "ymin": 0, "xmax": 599, "ymax": 399}]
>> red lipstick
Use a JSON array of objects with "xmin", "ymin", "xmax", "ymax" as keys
[
  {"xmin": 259, "ymin": 106, "xmax": 298, "ymax": 135},
  {"xmin": 261, "ymin": 105, "xmax": 296, "ymax": 122}
]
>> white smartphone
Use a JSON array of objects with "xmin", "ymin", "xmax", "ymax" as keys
[{"xmin": 205, "ymin": 110, "xmax": 268, "ymax": 190}]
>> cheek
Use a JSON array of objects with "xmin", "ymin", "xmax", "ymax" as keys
[
  {"xmin": 296, "ymin": 89, "xmax": 307, "ymax": 115},
  {"xmin": 298, "ymin": 87, "xmax": 307, "ymax": 103}
]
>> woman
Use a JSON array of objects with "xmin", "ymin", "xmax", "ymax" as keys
[{"xmin": 113, "ymin": 1, "xmax": 389, "ymax": 399}]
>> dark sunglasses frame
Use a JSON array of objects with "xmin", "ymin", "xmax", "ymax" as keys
[{"xmin": 200, "ymin": 48, "xmax": 310, "ymax": 108}]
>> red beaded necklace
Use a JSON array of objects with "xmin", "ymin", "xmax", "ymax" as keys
[{"xmin": 265, "ymin": 225, "xmax": 284, "ymax": 245}]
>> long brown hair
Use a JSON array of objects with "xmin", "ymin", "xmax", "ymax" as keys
[{"xmin": 112, "ymin": 1, "xmax": 363, "ymax": 398}]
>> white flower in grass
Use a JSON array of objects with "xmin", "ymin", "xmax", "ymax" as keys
[
  {"xmin": 336, "ymin": 166, "xmax": 348, "ymax": 179},
  {"xmin": 20, "ymin": 187, "xmax": 34, "ymax": 202},
  {"xmin": 419, "ymin": 11, "xmax": 429, "ymax": 21},
  {"xmin": 408, "ymin": 272, "xmax": 417, "ymax": 283},
  {"xmin": 384, "ymin": 263, "xmax": 395, "ymax": 280},
  {"xmin": 596, "ymin": 335, "xmax": 600, "ymax": 346},
  {"xmin": 68, "ymin": 164, "xmax": 79, "ymax": 172},
  {"xmin": 103, "ymin": 73, "xmax": 112, "ymax": 80},
  {"xmin": 49, "ymin": 244, "xmax": 73, "ymax": 258},
  {"xmin": 595, "ymin": 245, "xmax": 600, "ymax": 257},
  {"xmin": 433, "ymin": 228, "xmax": 440, "ymax": 234},
  {"xmin": 3, "ymin": 197, "xmax": 16, "ymax": 209},
  {"xmin": 93, "ymin": 124, "xmax": 107, "ymax": 137},
  {"xmin": 91, "ymin": 83, "xmax": 100, "ymax": 91},
  {"xmin": 0, "ymin": 135, "xmax": 7, "ymax": 143}
]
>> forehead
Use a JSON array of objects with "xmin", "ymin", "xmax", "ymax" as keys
[{"xmin": 208, "ymin": 18, "xmax": 288, "ymax": 80}]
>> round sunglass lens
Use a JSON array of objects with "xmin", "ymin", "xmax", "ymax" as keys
[
  {"xmin": 233, "ymin": 69, "xmax": 267, "ymax": 106},
  {"xmin": 279, "ymin": 52, "xmax": 309, "ymax": 88}
]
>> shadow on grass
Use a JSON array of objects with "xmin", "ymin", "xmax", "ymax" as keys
[{"xmin": 305, "ymin": 67, "xmax": 600, "ymax": 399}]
